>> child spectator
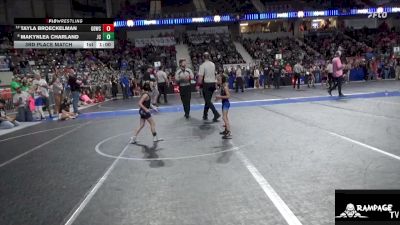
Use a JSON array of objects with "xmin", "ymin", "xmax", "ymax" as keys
[
  {"xmin": 60, "ymin": 98, "xmax": 76, "ymax": 121},
  {"xmin": 34, "ymin": 87, "xmax": 46, "ymax": 120},
  {"xmin": 80, "ymin": 90, "xmax": 94, "ymax": 105},
  {"xmin": 94, "ymin": 90, "xmax": 105, "ymax": 103},
  {"xmin": 0, "ymin": 99, "xmax": 21, "ymax": 129}
]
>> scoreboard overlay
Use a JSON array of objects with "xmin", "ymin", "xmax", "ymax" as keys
[{"xmin": 14, "ymin": 18, "xmax": 115, "ymax": 49}]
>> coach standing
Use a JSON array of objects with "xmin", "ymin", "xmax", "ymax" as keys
[
  {"xmin": 156, "ymin": 66, "xmax": 169, "ymax": 104},
  {"xmin": 68, "ymin": 73, "xmax": 82, "ymax": 115},
  {"xmin": 197, "ymin": 52, "xmax": 221, "ymax": 122},
  {"xmin": 176, "ymin": 59, "xmax": 194, "ymax": 119},
  {"xmin": 293, "ymin": 61, "xmax": 303, "ymax": 90},
  {"xmin": 328, "ymin": 51, "xmax": 345, "ymax": 97},
  {"xmin": 235, "ymin": 65, "xmax": 244, "ymax": 93}
]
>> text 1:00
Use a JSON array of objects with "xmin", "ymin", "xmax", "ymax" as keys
[{"xmin": 98, "ymin": 42, "xmax": 113, "ymax": 47}]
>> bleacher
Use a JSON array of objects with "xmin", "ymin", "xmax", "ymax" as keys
[
  {"xmin": 345, "ymin": 26, "xmax": 400, "ymax": 56},
  {"xmin": 242, "ymin": 37, "xmax": 321, "ymax": 66},
  {"xmin": 205, "ymin": 0, "xmax": 257, "ymax": 14},
  {"xmin": 187, "ymin": 33, "xmax": 245, "ymax": 72},
  {"xmin": 116, "ymin": 0, "xmax": 150, "ymax": 19},
  {"xmin": 303, "ymin": 31, "xmax": 369, "ymax": 58},
  {"xmin": 161, "ymin": 0, "xmax": 196, "ymax": 18}
]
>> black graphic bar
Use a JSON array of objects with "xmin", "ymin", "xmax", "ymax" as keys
[
  {"xmin": 14, "ymin": 25, "xmax": 106, "ymax": 32},
  {"xmin": 335, "ymin": 190, "xmax": 400, "ymax": 225},
  {"xmin": 14, "ymin": 32, "xmax": 103, "ymax": 41},
  {"xmin": 14, "ymin": 18, "xmax": 114, "ymax": 24}
]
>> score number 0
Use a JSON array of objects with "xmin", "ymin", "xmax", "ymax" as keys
[{"xmin": 102, "ymin": 24, "xmax": 114, "ymax": 32}]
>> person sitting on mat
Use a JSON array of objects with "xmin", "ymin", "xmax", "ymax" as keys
[
  {"xmin": 60, "ymin": 97, "xmax": 76, "ymax": 121},
  {"xmin": 0, "ymin": 99, "xmax": 21, "ymax": 129}
]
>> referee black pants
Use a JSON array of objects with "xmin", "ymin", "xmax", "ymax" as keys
[
  {"xmin": 273, "ymin": 74, "xmax": 280, "ymax": 89},
  {"xmin": 179, "ymin": 85, "xmax": 191, "ymax": 117},
  {"xmin": 202, "ymin": 83, "xmax": 220, "ymax": 119}
]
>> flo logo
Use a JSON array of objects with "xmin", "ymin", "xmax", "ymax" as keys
[
  {"xmin": 368, "ymin": 12, "xmax": 388, "ymax": 19},
  {"xmin": 336, "ymin": 203, "xmax": 368, "ymax": 218}
]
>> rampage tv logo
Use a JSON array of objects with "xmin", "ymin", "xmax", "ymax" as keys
[{"xmin": 336, "ymin": 203, "xmax": 399, "ymax": 219}]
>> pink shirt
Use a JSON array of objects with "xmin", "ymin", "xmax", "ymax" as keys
[
  {"xmin": 332, "ymin": 57, "xmax": 343, "ymax": 77},
  {"xmin": 80, "ymin": 94, "xmax": 91, "ymax": 102}
]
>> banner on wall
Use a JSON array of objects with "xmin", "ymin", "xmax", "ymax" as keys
[
  {"xmin": 344, "ymin": 19, "xmax": 377, "ymax": 29},
  {"xmin": 197, "ymin": 26, "xmax": 229, "ymax": 34},
  {"xmin": 222, "ymin": 62, "xmax": 261, "ymax": 71},
  {"xmin": 0, "ymin": 71, "xmax": 13, "ymax": 86},
  {"xmin": 134, "ymin": 37, "xmax": 176, "ymax": 47},
  {"xmin": 394, "ymin": 46, "xmax": 400, "ymax": 57},
  {"xmin": 0, "ymin": 56, "xmax": 10, "ymax": 72}
]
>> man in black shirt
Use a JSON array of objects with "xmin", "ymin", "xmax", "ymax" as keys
[
  {"xmin": 68, "ymin": 74, "xmax": 81, "ymax": 115},
  {"xmin": 142, "ymin": 66, "xmax": 152, "ymax": 83},
  {"xmin": 273, "ymin": 62, "xmax": 282, "ymax": 89}
]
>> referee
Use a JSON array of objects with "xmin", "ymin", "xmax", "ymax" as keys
[
  {"xmin": 197, "ymin": 52, "xmax": 220, "ymax": 122},
  {"xmin": 175, "ymin": 59, "xmax": 194, "ymax": 119}
]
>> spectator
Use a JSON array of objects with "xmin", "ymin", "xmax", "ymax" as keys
[
  {"xmin": 60, "ymin": 97, "xmax": 76, "ymax": 121},
  {"xmin": 235, "ymin": 65, "xmax": 244, "ymax": 93},
  {"xmin": 10, "ymin": 77, "xmax": 22, "ymax": 95},
  {"xmin": 253, "ymin": 66, "xmax": 260, "ymax": 89},
  {"xmin": 33, "ymin": 84, "xmax": 46, "ymax": 120},
  {"xmin": 33, "ymin": 73, "xmax": 53, "ymax": 118},
  {"xmin": 0, "ymin": 99, "xmax": 20, "ymax": 129},
  {"xmin": 68, "ymin": 73, "xmax": 82, "ymax": 115},
  {"xmin": 94, "ymin": 90, "xmax": 105, "ymax": 103},
  {"xmin": 13, "ymin": 86, "xmax": 32, "ymax": 122},
  {"xmin": 111, "ymin": 76, "xmax": 119, "ymax": 99},
  {"xmin": 120, "ymin": 74, "xmax": 130, "ymax": 100},
  {"xmin": 293, "ymin": 61, "xmax": 303, "ymax": 90},
  {"xmin": 273, "ymin": 61, "xmax": 282, "ymax": 89},
  {"xmin": 51, "ymin": 77, "xmax": 63, "ymax": 118},
  {"xmin": 189, "ymin": 32, "xmax": 244, "ymax": 72},
  {"xmin": 156, "ymin": 67, "xmax": 169, "ymax": 104},
  {"xmin": 80, "ymin": 90, "xmax": 94, "ymax": 105}
]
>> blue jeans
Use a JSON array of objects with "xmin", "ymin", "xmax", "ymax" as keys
[
  {"xmin": 72, "ymin": 91, "xmax": 80, "ymax": 114},
  {"xmin": 0, "ymin": 120, "xmax": 20, "ymax": 129},
  {"xmin": 384, "ymin": 70, "xmax": 389, "ymax": 79},
  {"xmin": 315, "ymin": 72, "xmax": 320, "ymax": 83}
]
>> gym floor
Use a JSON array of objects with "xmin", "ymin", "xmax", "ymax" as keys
[{"xmin": 1, "ymin": 81, "xmax": 399, "ymax": 225}]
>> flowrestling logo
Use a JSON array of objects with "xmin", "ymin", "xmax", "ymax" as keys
[{"xmin": 335, "ymin": 190, "xmax": 400, "ymax": 225}]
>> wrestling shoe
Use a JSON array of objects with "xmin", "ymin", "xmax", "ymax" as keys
[
  {"xmin": 130, "ymin": 136, "xmax": 137, "ymax": 144},
  {"xmin": 153, "ymin": 136, "xmax": 164, "ymax": 142},
  {"xmin": 222, "ymin": 131, "xmax": 232, "ymax": 139}
]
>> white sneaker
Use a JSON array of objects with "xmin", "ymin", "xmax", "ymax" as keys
[
  {"xmin": 130, "ymin": 136, "xmax": 137, "ymax": 144},
  {"xmin": 153, "ymin": 136, "xmax": 164, "ymax": 142}
]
